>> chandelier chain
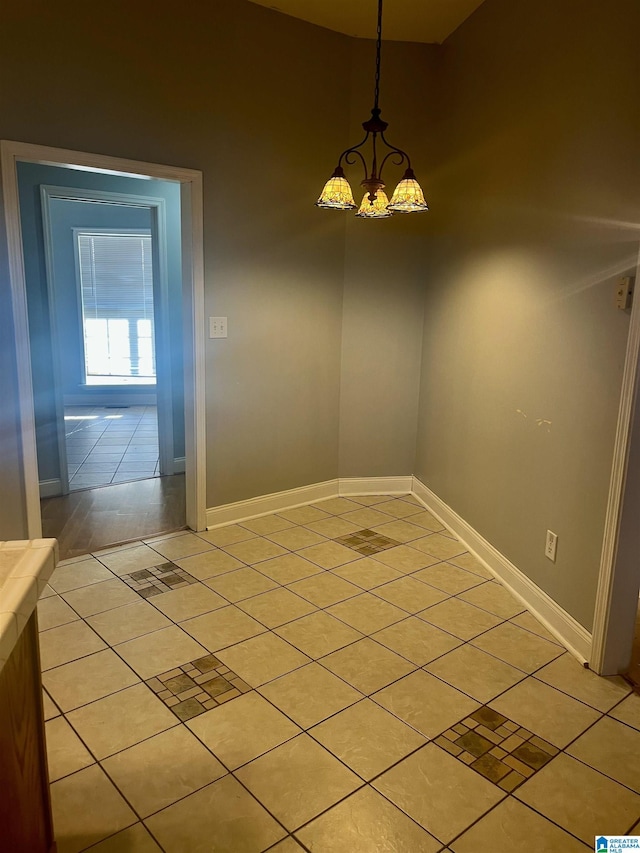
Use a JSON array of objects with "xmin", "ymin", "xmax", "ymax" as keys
[{"xmin": 374, "ymin": 0, "xmax": 383, "ymax": 111}]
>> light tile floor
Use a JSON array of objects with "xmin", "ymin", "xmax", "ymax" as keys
[
  {"xmin": 38, "ymin": 494, "xmax": 640, "ymax": 852},
  {"xmin": 65, "ymin": 405, "xmax": 159, "ymax": 490}
]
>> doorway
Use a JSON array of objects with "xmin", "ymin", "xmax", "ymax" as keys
[
  {"xmin": 28, "ymin": 179, "xmax": 180, "ymax": 497},
  {"xmin": 1, "ymin": 140, "xmax": 206, "ymax": 536}
]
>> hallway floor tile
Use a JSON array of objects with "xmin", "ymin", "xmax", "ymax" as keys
[{"xmin": 65, "ymin": 405, "xmax": 159, "ymax": 491}]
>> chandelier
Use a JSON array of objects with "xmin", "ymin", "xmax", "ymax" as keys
[{"xmin": 316, "ymin": 0, "xmax": 428, "ymax": 219}]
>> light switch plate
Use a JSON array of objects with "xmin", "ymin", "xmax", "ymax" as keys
[{"xmin": 209, "ymin": 316, "xmax": 227, "ymax": 338}]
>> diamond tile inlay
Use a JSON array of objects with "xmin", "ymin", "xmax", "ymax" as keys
[
  {"xmin": 334, "ymin": 529, "xmax": 401, "ymax": 557},
  {"xmin": 121, "ymin": 562, "xmax": 199, "ymax": 598},
  {"xmin": 146, "ymin": 654, "xmax": 252, "ymax": 721},
  {"xmin": 433, "ymin": 705, "xmax": 558, "ymax": 792}
]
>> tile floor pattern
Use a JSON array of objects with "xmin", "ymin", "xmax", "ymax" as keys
[
  {"xmin": 121, "ymin": 563, "xmax": 199, "ymax": 598},
  {"xmin": 38, "ymin": 493, "xmax": 640, "ymax": 852},
  {"xmin": 65, "ymin": 405, "xmax": 159, "ymax": 491},
  {"xmin": 147, "ymin": 655, "xmax": 253, "ymax": 721},
  {"xmin": 333, "ymin": 529, "xmax": 401, "ymax": 556},
  {"xmin": 434, "ymin": 706, "xmax": 558, "ymax": 791}
]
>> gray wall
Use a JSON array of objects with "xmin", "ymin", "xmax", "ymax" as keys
[
  {"xmin": 415, "ymin": 0, "xmax": 640, "ymax": 631},
  {"xmin": 16, "ymin": 162, "xmax": 184, "ymax": 485}
]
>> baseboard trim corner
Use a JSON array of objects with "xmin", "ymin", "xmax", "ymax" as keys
[
  {"xmin": 205, "ymin": 475, "xmax": 414, "ymax": 529},
  {"xmin": 412, "ymin": 477, "xmax": 592, "ymax": 664}
]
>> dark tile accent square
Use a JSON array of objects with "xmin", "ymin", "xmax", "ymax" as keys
[
  {"xmin": 192, "ymin": 654, "xmax": 222, "ymax": 673},
  {"xmin": 470, "ymin": 707, "xmax": 507, "ymax": 730},
  {"xmin": 472, "ymin": 753, "xmax": 512, "ymax": 784},
  {"xmin": 146, "ymin": 656, "xmax": 252, "ymax": 720},
  {"xmin": 455, "ymin": 731, "xmax": 493, "ymax": 758},
  {"xmin": 120, "ymin": 562, "xmax": 199, "ymax": 597},
  {"xmin": 201, "ymin": 675, "xmax": 233, "ymax": 698},
  {"xmin": 369, "ymin": 536, "xmax": 396, "ymax": 547},
  {"xmin": 173, "ymin": 697, "xmax": 206, "ymax": 722},
  {"xmin": 512, "ymin": 742, "xmax": 554, "ymax": 771},
  {"xmin": 434, "ymin": 704, "xmax": 557, "ymax": 793},
  {"xmin": 138, "ymin": 586, "xmax": 162, "ymax": 599},
  {"xmin": 162, "ymin": 574, "xmax": 186, "ymax": 586},
  {"xmin": 334, "ymin": 529, "xmax": 401, "ymax": 555},
  {"xmin": 164, "ymin": 674, "xmax": 197, "ymax": 694}
]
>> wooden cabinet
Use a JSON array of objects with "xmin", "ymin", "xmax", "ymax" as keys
[{"xmin": 0, "ymin": 612, "xmax": 56, "ymax": 853}]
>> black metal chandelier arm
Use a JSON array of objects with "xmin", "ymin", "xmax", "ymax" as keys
[
  {"xmin": 380, "ymin": 131, "xmax": 412, "ymax": 170},
  {"xmin": 337, "ymin": 134, "xmax": 370, "ymax": 180},
  {"xmin": 378, "ymin": 147, "xmax": 409, "ymax": 181}
]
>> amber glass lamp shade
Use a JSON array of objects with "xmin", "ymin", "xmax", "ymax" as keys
[
  {"xmin": 356, "ymin": 189, "xmax": 393, "ymax": 219},
  {"xmin": 316, "ymin": 167, "xmax": 357, "ymax": 210},
  {"xmin": 387, "ymin": 169, "xmax": 429, "ymax": 213}
]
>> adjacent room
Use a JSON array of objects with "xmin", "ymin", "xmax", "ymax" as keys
[{"xmin": 1, "ymin": 0, "xmax": 640, "ymax": 851}]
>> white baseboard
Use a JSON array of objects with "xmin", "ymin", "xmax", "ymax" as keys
[
  {"xmin": 173, "ymin": 457, "xmax": 185, "ymax": 474},
  {"xmin": 205, "ymin": 472, "xmax": 591, "ymax": 663},
  {"xmin": 39, "ymin": 479, "xmax": 62, "ymax": 498},
  {"xmin": 412, "ymin": 477, "xmax": 592, "ymax": 663},
  {"xmin": 205, "ymin": 475, "xmax": 414, "ymax": 529},
  {"xmin": 206, "ymin": 480, "xmax": 339, "ymax": 529},
  {"xmin": 340, "ymin": 476, "xmax": 413, "ymax": 496}
]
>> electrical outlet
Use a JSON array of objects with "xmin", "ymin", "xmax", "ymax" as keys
[
  {"xmin": 209, "ymin": 316, "xmax": 227, "ymax": 338},
  {"xmin": 545, "ymin": 530, "xmax": 558, "ymax": 562}
]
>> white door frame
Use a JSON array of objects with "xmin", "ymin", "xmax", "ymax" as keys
[
  {"xmin": 591, "ymin": 246, "xmax": 640, "ymax": 674},
  {"xmin": 0, "ymin": 140, "xmax": 207, "ymax": 533}
]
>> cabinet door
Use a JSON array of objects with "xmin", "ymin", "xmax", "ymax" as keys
[{"xmin": 0, "ymin": 614, "xmax": 55, "ymax": 853}]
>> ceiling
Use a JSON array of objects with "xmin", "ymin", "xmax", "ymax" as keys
[{"xmin": 246, "ymin": 0, "xmax": 486, "ymax": 44}]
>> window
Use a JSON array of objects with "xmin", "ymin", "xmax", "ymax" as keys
[{"xmin": 76, "ymin": 230, "xmax": 156, "ymax": 385}]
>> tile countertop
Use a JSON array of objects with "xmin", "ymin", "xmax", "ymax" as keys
[{"xmin": 0, "ymin": 539, "xmax": 58, "ymax": 671}]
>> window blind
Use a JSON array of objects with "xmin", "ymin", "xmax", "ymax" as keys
[
  {"xmin": 78, "ymin": 232, "xmax": 154, "ymax": 321},
  {"xmin": 77, "ymin": 231, "xmax": 156, "ymax": 381}
]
